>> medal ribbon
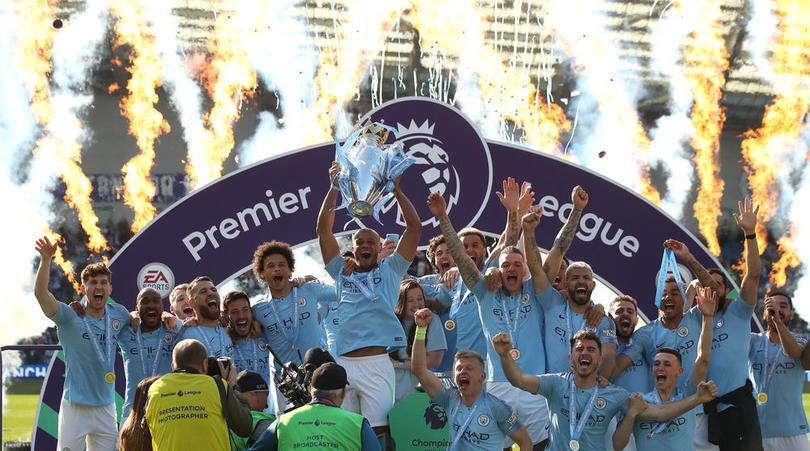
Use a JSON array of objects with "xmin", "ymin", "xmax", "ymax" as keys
[
  {"xmin": 234, "ymin": 338, "xmax": 259, "ymax": 372},
  {"xmin": 497, "ymin": 289, "xmax": 523, "ymax": 348},
  {"xmin": 269, "ymin": 286, "xmax": 301, "ymax": 346},
  {"xmin": 654, "ymin": 248, "xmax": 688, "ymax": 308},
  {"xmin": 447, "ymin": 282, "xmax": 468, "ymax": 321},
  {"xmin": 564, "ymin": 301, "xmax": 591, "ymax": 343},
  {"xmin": 568, "ymin": 375, "xmax": 600, "ymax": 444},
  {"xmin": 81, "ymin": 304, "xmax": 113, "ymax": 371},
  {"xmin": 448, "ymin": 398, "xmax": 478, "ymax": 451},
  {"xmin": 135, "ymin": 326, "xmax": 164, "ymax": 377},
  {"xmin": 757, "ymin": 335, "xmax": 783, "ymax": 394},
  {"xmin": 345, "ymin": 269, "xmax": 380, "ymax": 302}
]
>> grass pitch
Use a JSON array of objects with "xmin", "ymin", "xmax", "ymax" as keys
[{"xmin": 2, "ymin": 394, "xmax": 38, "ymax": 443}]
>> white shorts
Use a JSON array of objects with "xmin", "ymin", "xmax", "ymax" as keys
[
  {"xmin": 694, "ymin": 413, "xmax": 720, "ymax": 451},
  {"xmin": 58, "ymin": 399, "xmax": 119, "ymax": 451},
  {"xmin": 762, "ymin": 435, "xmax": 809, "ymax": 451},
  {"xmin": 338, "ymin": 353, "xmax": 395, "ymax": 427},
  {"xmin": 605, "ymin": 416, "xmax": 637, "ymax": 451},
  {"xmin": 486, "ymin": 381, "xmax": 549, "ymax": 446}
]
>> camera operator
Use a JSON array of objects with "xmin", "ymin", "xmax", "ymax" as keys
[
  {"xmin": 145, "ymin": 339, "xmax": 252, "ymax": 450},
  {"xmin": 246, "ymin": 363, "xmax": 380, "ymax": 451}
]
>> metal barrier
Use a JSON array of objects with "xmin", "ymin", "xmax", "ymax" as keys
[{"xmin": 1, "ymin": 344, "xmax": 62, "ymax": 440}]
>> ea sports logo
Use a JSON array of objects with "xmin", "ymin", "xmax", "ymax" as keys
[
  {"xmin": 137, "ymin": 262, "xmax": 175, "ymax": 298},
  {"xmin": 362, "ymin": 98, "xmax": 492, "ymax": 237}
]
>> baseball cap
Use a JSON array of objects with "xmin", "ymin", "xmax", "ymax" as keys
[
  {"xmin": 310, "ymin": 362, "xmax": 349, "ymax": 390},
  {"xmin": 303, "ymin": 347, "xmax": 335, "ymax": 371},
  {"xmin": 235, "ymin": 370, "xmax": 269, "ymax": 393}
]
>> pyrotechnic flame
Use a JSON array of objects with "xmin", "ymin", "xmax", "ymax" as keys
[
  {"xmin": 770, "ymin": 227, "xmax": 801, "ymax": 287},
  {"xmin": 43, "ymin": 230, "xmax": 80, "ymax": 292},
  {"xmin": 679, "ymin": 0, "xmax": 729, "ymax": 256},
  {"xmin": 185, "ymin": 1, "xmax": 258, "ymax": 187},
  {"xmin": 740, "ymin": 0, "xmax": 810, "ymax": 278},
  {"xmin": 9, "ymin": 0, "xmax": 57, "ymax": 124},
  {"xmin": 305, "ymin": 0, "xmax": 408, "ymax": 144},
  {"xmin": 409, "ymin": 0, "xmax": 570, "ymax": 155},
  {"xmin": 11, "ymin": 0, "xmax": 109, "ymax": 254},
  {"xmin": 109, "ymin": 0, "xmax": 170, "ymax": 232}
]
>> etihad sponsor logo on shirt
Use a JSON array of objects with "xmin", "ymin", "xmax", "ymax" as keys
[
  {"xmin": 639, "ymin": 416, "xmax": 687, "ymax": 434},
  {"xmin": 751, "ymin": 361, "xmax": 796, "ymax": 373},
  {"xmin": 655, "ymin": 340, "xmax": 694, "ymax": 355},
  {"xmin": 710, "ymin": 333, "xmax": 729, "ymax": 349},
  {"xmin": 493, "ymin": 304, "xmax": 533, "ymax": 320},
  {"xmin": 340, "ymin": 278, "xmax": 383, "ymax": 292},
  {"xmin": 451, "ymin": 424, "xmax": 490, "ymax": 443},
  {"xmin": 263, "ymin": 312, "xmax": 313, "ymax": 331}
]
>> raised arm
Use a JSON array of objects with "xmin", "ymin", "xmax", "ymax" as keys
[
  {"xmin": 600, "ymin": 343, "xmax": 617, "ymax": 380},
  {"xmin": 492, "ymin": 333, "xmax": 540, "ymax": 393},
  {"xmin": 34, "ymin": 237, "xmax": 60, "ymax": 317},
  {"xmin": 610, "ymin": 354, "xmax": 634, "ymax": 380},
  {"xmin": 496, "ymin": 177, "xmax": 521, "ymax": 247},
  {"xmin": 765, "ymin": 296, "xmax": 803, "ymax": 359},
  {"xmin": 692, "ymin": 286, "xmax": 716, "ymax": 384},
  {"xmin": 544, "ymin": 186, "xmax": 588, "ymax": 281},
  {"xmin": 612, "ymin": 394, "xmax": 648, "ymax": 450},
  {"xmin": 428, "ymin": 192, "xmax": 481, "ymax": 288},
  {"xmin": 734, "ymin": 198, "xmax": 761, "ymax": 306},
  {"xmin": 638, "ymin": 381, "xmax": 718, "ymax": 421},
  {"xmin": 316, "ymin": 162, "xmax": 342, "ymax": 264},
  {"xmin": 522, "ymin": 208, "xmax": 551, "ymax": 294},
  {"xmin": 666, "ymin": 239, "xmax": 719, "ymax": 293},
  {"xmin": 393, "ymin": 177, "xmax": 423, "ymax": 261},
  {"xmin": 410, "ymin": 308, "xmax": 441, "ymax": 398}
]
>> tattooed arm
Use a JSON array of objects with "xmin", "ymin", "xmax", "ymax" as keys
[
  {"xmin": 428, "ymin": 193, "xmax": 482, "ymax": 289},
  {"xmin": 543, "ymin": 185, "xmax": 588, "ymax": 282}
]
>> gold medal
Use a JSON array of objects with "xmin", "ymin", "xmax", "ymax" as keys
[
  {"xmin": 444, "ymin": 319, "xmax": 456, "ymax": 331},
  {"xmin": 509, "ymin": 348, "xmax": 520, "ymax": 360},
  {"xmin": 105, "ymin": 371, "xmax": 116, "ymax": 384},
  {"xmin": 757, "ymin": 392, "xmax": 768, "ymax": 404}
]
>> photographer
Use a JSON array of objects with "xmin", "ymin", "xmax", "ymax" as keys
[
  {"xmin": 247, "ymin": 363, "xmax": 380, "ymax": 451},
  {"xmin": 145, "ymin": 339, "xmax": 252, "ymax": 451}
]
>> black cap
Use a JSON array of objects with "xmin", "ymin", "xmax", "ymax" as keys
[
  {"xmin": 235, "ymin": 370, "xmax": 269, "ymax": 393},
  {"xmin": 310, "ymin": 362, "xmax": 349, "ymax": 390},
  {"xmin": 303, "ymin": 347, "xmax": 335, "ymax": 371}
]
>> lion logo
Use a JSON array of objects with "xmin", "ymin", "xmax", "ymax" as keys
[{"xmin": 424, "ymin": 400, "xmax": 448, "ymax": 430}]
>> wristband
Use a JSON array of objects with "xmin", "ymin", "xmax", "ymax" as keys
[
  {"xmin": 415, "ymin": 326, "xmax": 427, "ymax": 340},
  {"xmin": 745, "ymin": 233, "xmax": 756, "ymax": 240}
]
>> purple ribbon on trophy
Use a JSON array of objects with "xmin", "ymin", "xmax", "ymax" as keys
[{"xmin": 333, "ymin": 119, "xmax": 415, "ymax": 223}]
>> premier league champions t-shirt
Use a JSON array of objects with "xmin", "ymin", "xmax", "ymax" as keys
[
  {"xmin": 748, "ymin": 331, "xmax": 809, "ymax": 437},
  {"xmin": 432, "ymin": 386, "xmax": 522, "ymax": 450},
  {"xmin": 117, "ymin": 323, "xmax": 181, "ymax": 419},
  {"xmin": 252, "ymin": 281, "xmax": 335, "ymax": 366},
  {"xmin": 543, "ymin": 289, "xmax": 618, "ymax": 373},
  {"xmin": 470, "ymin": 279, "xmax": 548, "ymax": 381},
  {"xmin": 536, "ymin": 372, "xmax": 629, "ymax": 451},
  {"xmin": 325, "ymin": 252, "xmax": 410, "ymax": 355},
  {"xmin": 50, "ymin": 302, "xmax": 132, "ymax": 406}
]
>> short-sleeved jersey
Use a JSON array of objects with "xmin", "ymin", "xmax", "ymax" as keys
[
  {"xmin": 117, "ymin": 323, "xmax": 181, "ymax": 419},
  {"xmin": 231, "ymin": 336, "xmax": 272, "ymax": 389},
  {"xmin": 543, "ymin": 289, "xmax": 618, "ymax": 373},
  {"xmin": 252, "ymin": 281, "xmax": 335, "ymax": 366},
  {"xmin": 325, "ymin": 253, "xmax": 411, "ymax": 355},
  {"xmin": 706, "ymin": 300, "xmax": 755, "ymax": 410},
  {"xmin": 432, "ymin": 386, "xmax": 522, "ymax": 450},
  {"xmin": 536, "ymin": 372, "xmax": 629, "ymax": 451},
  {"xmin": 748, "ymin": 332, "xmax": 809, "ymax": 437},
  {"xmin": 49, "ymin": 302, "xmax": 131, "ymax": 406},
  {"xmin": 176, "ymin": 324, "xmax": 231, "ymax": 358},
  {"xmin": 622, "ymin": 307, "xmax": 703, "ymax": 389},
  {"xmin": 471, "ymin": 279, "xmax": 547, "ymax": 381},
  {"xmin": 633, "ymin": 382, "xmax": 697, "ymax": 451},
  {"xmin": 613, "ymin": 340, "xmax": 651, "ymax": 394}
]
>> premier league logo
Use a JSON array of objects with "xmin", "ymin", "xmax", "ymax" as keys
[
  {"xmin": 362, "ymin": 98, "xmax": 493, "ymax": 240},
  {"xmin": 424, "ymin": 401, "xmax": 448, "ymax": 429}
]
